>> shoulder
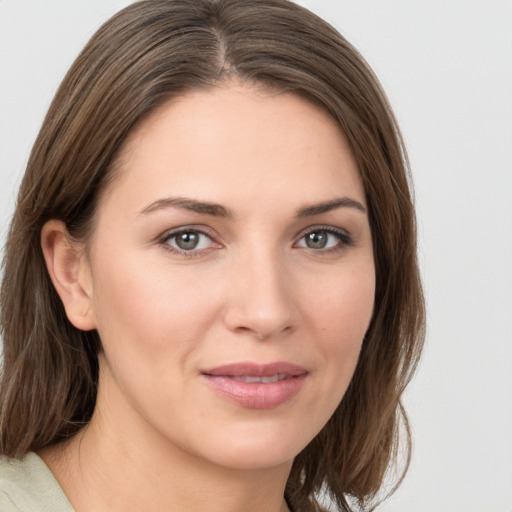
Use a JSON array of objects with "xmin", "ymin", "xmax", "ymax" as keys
[{"xmin": 0, "ymin": 452, "xmax": 74, "ymax": 512}]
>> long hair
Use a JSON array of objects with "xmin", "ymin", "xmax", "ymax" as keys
[{"xmin": 0, "ymin": 1, "xmax": 425, "ymax": 510}]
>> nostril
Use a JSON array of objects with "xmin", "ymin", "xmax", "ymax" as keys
[{"xmin": 233, "ymin": 324, "xmax": 293, "ymax": 341}]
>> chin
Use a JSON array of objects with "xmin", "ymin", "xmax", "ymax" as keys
[{"xmin": 187, "ymin": 421, "xmax": 316, "ymax": 472}]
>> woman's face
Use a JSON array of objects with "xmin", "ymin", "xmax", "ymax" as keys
[{"xmin": 81, "ymin": 85, "xmax": 375, "ymax": 470}]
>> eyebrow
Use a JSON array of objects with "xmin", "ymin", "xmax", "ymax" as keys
[
  {"xmin": 139, "ymin": 197, "xmax": 231, "ymax": 217},
  {"xmin": 296, "ymin": 197, "xmax": 367, "ymax": 217},
  {"xmin": 139, "ymin": 195, "xmax": 366, "ymax": 218}
]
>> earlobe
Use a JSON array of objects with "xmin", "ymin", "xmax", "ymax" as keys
[{"xmin": 41, "ymin": 220, "xmax": 96, "ymax": 331}]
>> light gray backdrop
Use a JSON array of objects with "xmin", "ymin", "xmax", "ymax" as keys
[{"xmin": 1, "ymin": 1, "xmax": 511, "ymax": 511}]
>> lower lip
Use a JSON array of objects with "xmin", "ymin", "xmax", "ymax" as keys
[{"xmin": 202, "ymin": 374, "xmax": 307, "ymax": 409}]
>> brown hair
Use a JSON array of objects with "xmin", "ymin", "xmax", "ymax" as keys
[{"xmin": 0, "ymin": 1, "xmax": 425, "ymax": 510}]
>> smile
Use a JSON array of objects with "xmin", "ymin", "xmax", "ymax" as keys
[
  {"xmin": 201, "ymin": 362, "xmax": 308, "ymax": 409},
  {"xmin": 230, "ymin": 374, "xmax": 289, "ymax": 383}
]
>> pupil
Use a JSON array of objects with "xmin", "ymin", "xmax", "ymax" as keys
[
  {"xmin": 176, "ymin": 232, "xmax": 199, "ymax": 250},
  {"xmin": 306, "ymin": 231, "xmax": 327, "ymax": 249}
]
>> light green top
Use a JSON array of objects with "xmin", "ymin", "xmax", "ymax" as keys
[{"xmin": 0, "ymin": 452, "xmax": 73, "ymax": 512}]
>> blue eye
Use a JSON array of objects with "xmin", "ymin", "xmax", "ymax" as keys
[
  {"xmin": 296, "ymin": 228, "xmax": 352, "ymax": 251},
  {"xmin": 164, "ymin": 230, "xmax": 215, "ymax": 252}
]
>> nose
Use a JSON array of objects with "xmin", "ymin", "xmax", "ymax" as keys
[{"xmin": 222, "ymin": 247, "xmax": 295, "ymax": 341}]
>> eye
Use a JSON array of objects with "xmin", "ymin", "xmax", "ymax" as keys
[
  {"xmin": 162, "ymin": 229, "xmax": 218, "ymax": 254},
  {"xmin": 295, "ymin": 227, "xmax": 352, "ymax": 251}
]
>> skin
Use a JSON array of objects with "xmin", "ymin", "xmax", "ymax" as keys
[{"xmin": 41, "ymin": 84, "xmax": 375, "ymax": 512}]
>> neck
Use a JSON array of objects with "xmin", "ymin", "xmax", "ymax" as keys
[{"xmin": 40, "ymin": 368, "xmax": 292, "ymax": 512}]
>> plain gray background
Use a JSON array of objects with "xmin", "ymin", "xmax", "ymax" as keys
[{"xmin": 1, "ymin": 1, "xmax": 511, "ymax": 510}]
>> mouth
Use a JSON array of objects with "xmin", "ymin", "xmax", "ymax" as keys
[
  {"xmin": 200, "ymin": 362, "xmax": 308, "ymax": 409},
  {"xmin": 228, "ymin": 374, "xmax": 290, "ymax": 383}
]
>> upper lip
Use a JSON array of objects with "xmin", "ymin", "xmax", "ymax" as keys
[{"xmin": 201, "ymin": 362, "xmax": 308, "ymax": 377}]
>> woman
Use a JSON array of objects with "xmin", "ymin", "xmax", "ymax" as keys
[{"xmin": 0, "ymin": 1, "xmax": 425, "ymax": 511}]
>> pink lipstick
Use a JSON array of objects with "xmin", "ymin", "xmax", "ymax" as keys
[{"xmin": 200, "ymin": 362, "xmax": 307, "ymax": 409}]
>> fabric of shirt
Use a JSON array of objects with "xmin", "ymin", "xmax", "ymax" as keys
[{"xmin": 0, "ymin": 452, "xmax": 73, "ymax": 512}]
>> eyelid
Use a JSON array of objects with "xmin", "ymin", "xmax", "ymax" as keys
[
  {"xmin": 158, "ymin": 225, "xmax": 222, "ymax": 256},
  {"xmin": 293, "ymin": 225, "xmax": 354, "ymax": 251},
  {"xmin": 156, "ymin": 223, "xmax": 354, "ymax": 257}
]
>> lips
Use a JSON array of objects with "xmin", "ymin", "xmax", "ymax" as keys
[
  {"xmin": 200, "ymin": 362, "xmax": 308, "ymax": 409},
  {"xmin": 230, "ymin": 374, "xmax": 288, "ymax": 383}
]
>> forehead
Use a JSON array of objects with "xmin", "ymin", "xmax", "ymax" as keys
[{"xmin": 102, "ymin": 84, "xmax": 365, "ymax": 215}]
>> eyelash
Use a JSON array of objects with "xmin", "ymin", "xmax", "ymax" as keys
[
  {"xmin": 295, "ymin": 226, "xmax": 354, "ymax": 254},
  {"xmin": 158, "ymin": 225, "xmax": 354, "ymax": 257},
  {"xmin": 159, "ymin": 227, "xmax": 219, "ymax": 258}
]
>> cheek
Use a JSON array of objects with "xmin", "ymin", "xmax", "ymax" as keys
[
  {"xmin": 309, "ymin": 262, "xmax": 375, "ymax": 339},
  {"xmin": 89, "ymin": 259, "xmax": 225, "ymax": 427},
  {"xmin": 90, "ymin": 254, "xmax": 224, "ymax": 366},
  {"xmin": 305, "ymin": 262, "xmax": 375, "ymax": 387}
]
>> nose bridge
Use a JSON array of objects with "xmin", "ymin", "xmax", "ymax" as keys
[{"xmin": 224, "ymin": 240, "xmax": 294, "ymax": 339}]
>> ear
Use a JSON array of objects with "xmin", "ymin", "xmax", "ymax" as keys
[{"xmin": 41, "ymin": 220, "xmax": 96, "ymax": 331}]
